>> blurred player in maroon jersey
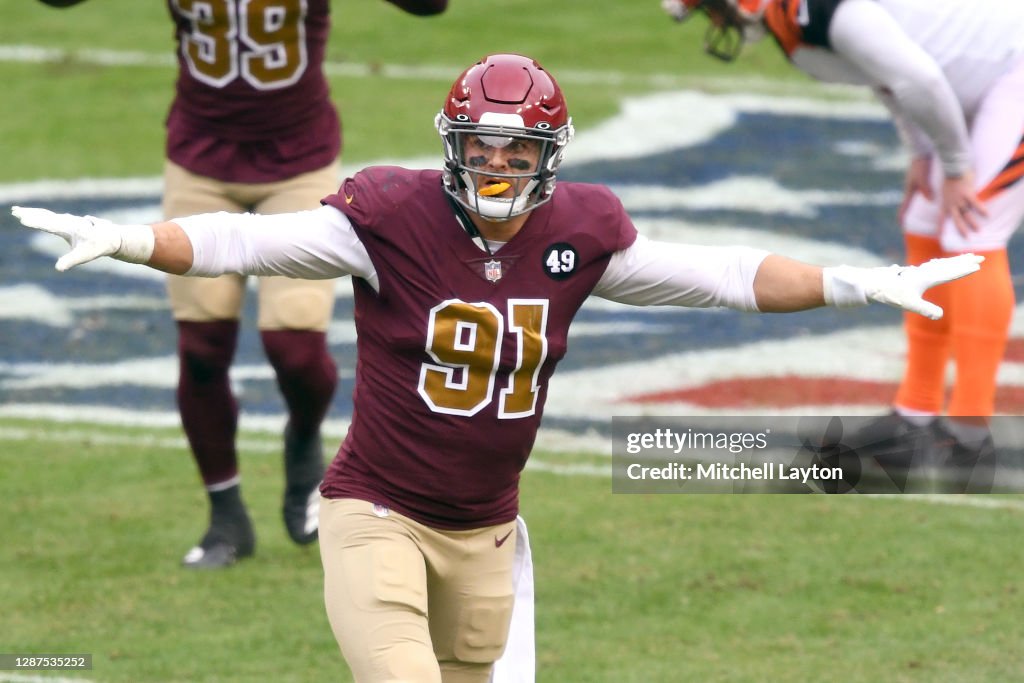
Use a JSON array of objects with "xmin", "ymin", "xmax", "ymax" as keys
[
  {"xmin": 663, "ymin": 0, "xmax": 1024, "ymax": 471},
  {"xmin": 14, "ymin": 54, "xmax": 982, "ymax": 680},
  {"xmin": 37, "ymin": 0, "xmax": 448, "ymax": 568}
]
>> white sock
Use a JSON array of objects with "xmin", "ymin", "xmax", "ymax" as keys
[{"xmin": 893, "ymin": 406, "xmax": 937, "ymax": 427}]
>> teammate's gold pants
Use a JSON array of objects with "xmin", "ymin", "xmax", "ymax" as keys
[{"xmin": 162, "ymin": 160, "xmax": 339, "ymax": 330}]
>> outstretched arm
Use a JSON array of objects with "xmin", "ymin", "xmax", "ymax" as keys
[
  {"xmin": 12, "ymin": 207, "xmax": 165, "ymax": 272},
  {"xmin": 11, "ymin": 205, "xmax": 377, "ymax": 285},
  {"xmin": 750, "ymin": 255, "xmax": 824, "ymax": 312},
  {"xmin": 756, "ymin": 253, "xmax": 984, "ymax": 320},
  {"xmin": 594, "ymin": 236, "xmax": 982, "ymax": 320},
  {"xmin": 149, "ymin": 221, "xmax": 195, "ymax": 274}
]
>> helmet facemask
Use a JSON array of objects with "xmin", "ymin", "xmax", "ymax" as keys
[
  {"xmin": 664, "ymin": 0, "xmax": 768, "ymax": 62},
  {"xmin": 437, "ymin": 111, "xmax": 573, "ymax": 221}
]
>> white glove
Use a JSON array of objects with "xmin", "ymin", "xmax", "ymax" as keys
[
  {"xmin": 823, "ymin": 254, "xmax": 984, "ymax": 320},
  {"xmin": 12, "ymin": 206, "xmax": 155, "ymax": 272}
]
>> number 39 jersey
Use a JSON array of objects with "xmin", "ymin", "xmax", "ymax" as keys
[
  {"xmin": 165, "ymin": 0, "xmax": 338, "ymax": 183},
  {"xmin": 320, "ymin": 167, "xmax": 637, "ymax": 529}
]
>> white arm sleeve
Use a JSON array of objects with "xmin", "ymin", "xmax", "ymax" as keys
[
  {"xmin": 828, "ymin": 0, "xmax": 970, "ymax": 176},
  {"xmin": 592, "ymin": 235, "xmax": 768, "ymax": 311},
  {"xmin": 176, "ymin": 205, "xmax": 378, "ymax": 290},
  {"xmin": 873, "ymin": 87, "xmax": 934, "ymax": 159}
]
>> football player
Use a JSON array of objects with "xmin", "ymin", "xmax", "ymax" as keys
[
  {"xmin": 13, "ymin": 53, "xmax": 982, "ymax": 682},
  {"xmin": 663, "ymin": 0, "xmax": 1024, "ymax": 473},
  {"xmin": 37, "ymin": 0, "xmax": 449, "ymax": 568}
]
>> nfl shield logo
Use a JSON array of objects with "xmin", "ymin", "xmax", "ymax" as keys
[{"xmin": 484, "ymin": 259, "xmax": 502, "ymax": 282}]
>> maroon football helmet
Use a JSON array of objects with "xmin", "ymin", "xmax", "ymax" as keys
[{"xmin": 436, "ymin": 53, "xmax": 575, "ymax": 220}]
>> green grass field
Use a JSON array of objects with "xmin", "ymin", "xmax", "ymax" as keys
[
  {"xmin": 3, "ymin": 2, "xmax": 1024, "ymax": 682},
  {"xmin": 3, "ymin": 419, "xmax": 1024, "ymax": 682},
  {"xmin": 0, "ymin": 0, "xmax": 807, "ymax": 182}
]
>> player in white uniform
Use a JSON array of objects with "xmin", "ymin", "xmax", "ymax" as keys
[{"xmin": 664, "ymin": 0, "xmax": 1024, "ymax": 461}]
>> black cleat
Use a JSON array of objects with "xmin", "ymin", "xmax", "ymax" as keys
[
  {"xmin": 182, "ymin": 513, "xmax": 256, "ymax": 569},
  {"xmin": 283, "ymin": 423, "xmax": 324, "ymax": 545},
  {"xmin": 934, "ymin": 424, "xmax": 997, "ymax": 494},
  {"xmin": 837, "ymin": 413, "xmax": 953, "ymax": 493}
]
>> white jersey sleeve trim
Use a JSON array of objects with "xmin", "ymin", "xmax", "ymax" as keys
[
  {"xmin": 828, "ymin": 0, "xmax": 970, "ymax": 176},
  {"xmin": 592, "ymin": 234, "xmax": 768, "ymax": 311},
  {"xmin": 177, "ymin": 205, "xmax": 379, "ymax": 291}
]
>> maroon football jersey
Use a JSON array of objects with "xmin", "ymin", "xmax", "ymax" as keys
[
  {"xmin": 319, "ymin": 168, "xmax": 637, "ymax": 529},
  {"xmin": 165, "ymin": 0, "xmax": 338, "ymax": 183}
]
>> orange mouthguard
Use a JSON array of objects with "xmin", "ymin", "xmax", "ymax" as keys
[{"xmin": 478, "ymin": 182, "xmax": 511, "ymax": 197}]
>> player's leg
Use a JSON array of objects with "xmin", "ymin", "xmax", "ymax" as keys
[
  {"xmin": 319, "ymin": 498, "xmax": 441, "ymax": 683},
  {"xmin": 163, "ymin": 160, "xmax": 254, "ymax": 568},
  {"xmin": 943, "ymin": 249, "xmax": 1013, "ymax": 420},
  {"xmin": 893, "ymin": 233, "xmax": 952, "ymax": 416},
  {"xmin": 425, "ymin": 519, "xmax": 517, "ymax": 683},
  {"xmin": 936, "ymin": 246, "xmax": 1010, "ymax": 492},
  {"xmin": 938, "ymin": 57, "xmax": 1024, "ymax": 484},
  {"xmin": 251, "ymin": 163, "xmax": 340, "ymax": 545},
  {"xmin": 849, "ymin": 164, "xmax": 954, "ymax": 472},
  {"xmin": 895, "ymin": 142, "xmax": 957, "ymax": 424}
]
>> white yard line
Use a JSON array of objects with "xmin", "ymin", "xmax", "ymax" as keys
[
  {"xmin": 0, "ymin": 674, "xmax": 94, "ymax": 683},
  {"xmin": 2, "ymin": 424, "xmax": 1021, "ymax": 512},
  {"xmin": 864, "ymin": 493, "xmax": 1024, "ymax": 512},
  {"xmin": 0, "ymin": 414, "xmax": 608, "ymax": 458},
  {"xmin": 0, "ymin": 43, "xmax": 870, "ymax": 99}
]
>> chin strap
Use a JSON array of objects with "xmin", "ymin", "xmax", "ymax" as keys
[{"xmin": 445, "ymin": 193, "xmax": 495, "ymax": 256}]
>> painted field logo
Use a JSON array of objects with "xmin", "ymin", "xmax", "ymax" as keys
[{"xmin": 3, "ymin": 91, "xmax": 1024, "ymax": 431}]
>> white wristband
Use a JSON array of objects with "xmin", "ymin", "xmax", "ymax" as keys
[
  {"xmin": 110, "ymin": 221, "xmax": 155, "ymax": 264},
  {"xmin": 822, "ymin": 266, "xmax": 869, "ymax": 309}
]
